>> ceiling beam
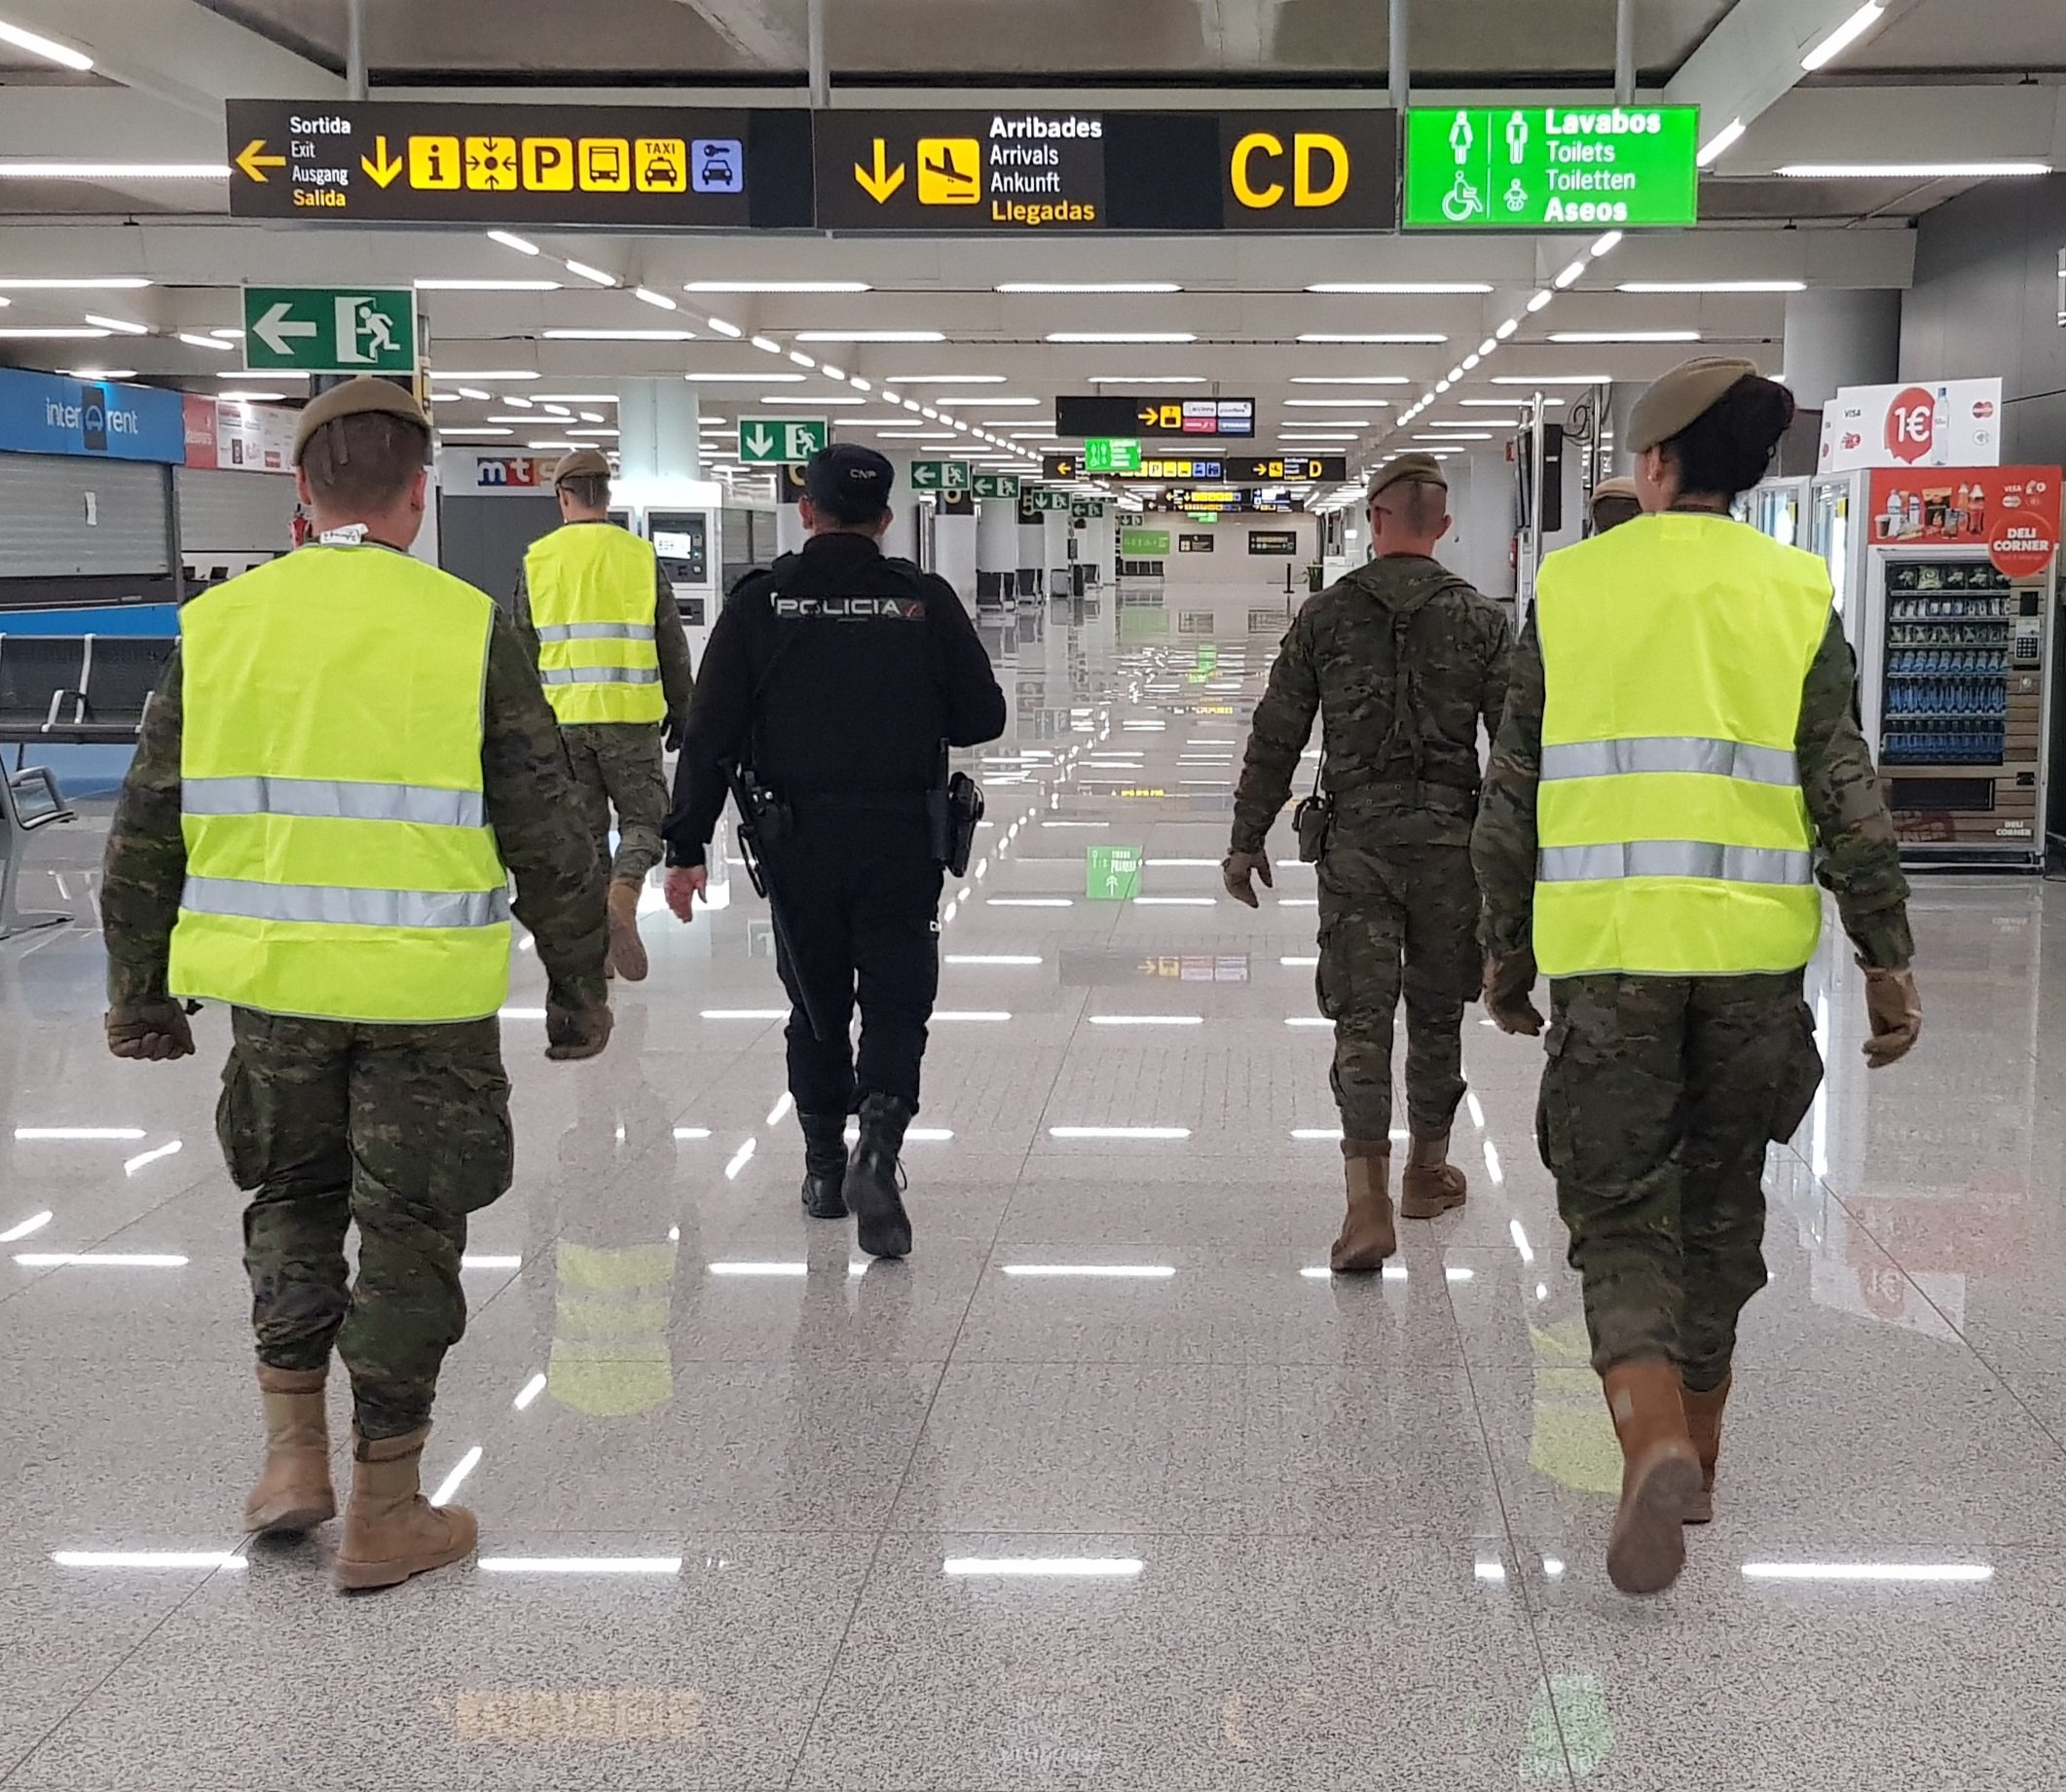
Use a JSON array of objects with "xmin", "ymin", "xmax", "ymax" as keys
[{"xmin": 668, "ymin": 0, "xmax": 806, "ymax": 69}]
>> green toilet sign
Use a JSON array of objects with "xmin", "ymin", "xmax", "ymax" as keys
[
  {"xmin": 1084, "ymin": 436, "xmax": 1142, "ymax": 473},
  {"xmin": 1086, "ymin": 844, "xmax": 1145, "ymax": 901},
  {"xmin": 1403, "ymin": 104, "xmax": 1701, "ymax": 230}
]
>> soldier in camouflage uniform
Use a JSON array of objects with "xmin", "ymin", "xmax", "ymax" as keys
[
  {"xmin": 1473, "ymin": 358, "xmax": 1919, "ymax": 1594},
  {"xmin": 512, "ymin": 448, "xmax": 694, "ymax": 982},
  {"xmin": 100, "ymin": 379, "xmax": 609, "ymax": 1591},
  {"xmin": 1226, "ymin": 453, "xmax": 1512, "ymax": 1272}
]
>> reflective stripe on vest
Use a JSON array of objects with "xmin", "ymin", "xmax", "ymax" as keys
[
  {"xmin": 167, "ymin": 544, "xmax": 511, "ymax": 1025},
  {"xmin": 524, "ymin": 523, "xmax": 666, "ymax": 725},
  {"xmin": 1532, "ymin": 513, "xmax": 1831, "ymax": 978}
]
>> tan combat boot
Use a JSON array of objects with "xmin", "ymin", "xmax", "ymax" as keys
[
  {"xmin": 1330, "ymin": 1144, "xmax": 1397, "ymax": 1273},
  {"xmin": 333, "ymin": 1427, "xmax": 479, "ymax": 1592},
  {"xmin": 1602, "ymin": 1359, "xmax": 1703, "ymax": 1595},
  {"xmin": 1398, "ymin": 1132, "xmax": 1469, "ymax": 1220},
  {"xmin": 607, "ymin": 878, "xmax": 648, "ymax": 982},
  {"xmin": 1681, "ymin": 1372, "xmax": 1732, "ymax": 1525},
  {"xmin": 243, "ymin": 1364, "xmax": 336, "ymax": 1535}
]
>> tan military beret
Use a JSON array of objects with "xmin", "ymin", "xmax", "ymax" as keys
[
  {"xmin": 551, "ymin": 447, "xmax": 612, "ymax": 485},
  {"xmin": 1627, "ymin": 356, "xmax": 1761, "ymax": 455},
  {"xmin": 291, "ymin": 376, "xmax": 429, "ymax": 463},
  {"xmin": 1591, "ymin": 475, "xmax": 1641, "ymax": 506},
  {"xmin": 1366, "ymin": 452, "xmax": 1449, "ymax": 503}
]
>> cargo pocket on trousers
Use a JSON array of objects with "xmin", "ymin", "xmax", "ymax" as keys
[
  {"xmin": 1768, "ymin": 1001, "xmax": 1826, "ymax": 1144},
  {"xmin": 1314, "ymin": 921, "xmax": 1347, "ymax": 1022},
  {"xmin": 1534, "ymin": 1018, "xmax": 1573, "ymax": 1172},
  {"xmin": 214, "ymin": 1055, "xmax": 265, "ymax": 1192},
  {"xmin": 452, "ymin": 1064, "xmax": 517, "ymax": 1214}
]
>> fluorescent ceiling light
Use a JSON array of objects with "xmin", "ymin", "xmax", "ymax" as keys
[
  {"xmin": 1590, "ymin": 230, "xmax": 1624, "ymax": 256},
  {"xmin": 1618, "ymin": 280, "xmax": 1804, "ymax": 294},
  {"xmin": 478, "ymin": 1556, "xmax": 683, "ymax": 1574},
  {"xmin": 687, "ymin": 371, "xmax": 803, "ymax": 383},
  {"xmin": 0, "ymin": 161, "xmax": 228, "ymax": 179},
  {"xmin": 1780, "ymin": 161, "xmax": 2051, "ymax": 179},
  {"xmin": 1414, "ymin": 431, "xmax": 1493, "ymax": 441},
  {"xmin": 217, "ymin": 389, "xmax": 287, "ymax": 402},
  {"xmin": 886, "ymin": 373, "xmax": 1006, "ymax": 384},
  {"xmin": 1285, "ymin": 398, "xmax": 1392, "ymax": 408},
  {"xmin": 0, "ymin": 275, "xmax": 148, "ymax": 290},
  {"xmin": 1743, "ymin": 1561, "xmax": 1992, "ymax": 1583},
  {"xmin": 534, "ymin": 392, "xmax": 616, "ymax": 403},
  {"xmin": 540, "ymin": 327, "xmax": 695, "ymax": 341},
  {"xmin": 0, "ymin": 17, "xmax": 92, "ymax": 67},
  {"xmin": 634, "ymin": 286, "xmax": 678, "ymax": 310},
  {"xmin": 442, "ymin": 427, "xmax": 516, "ymax": 437},
  {"xmin": 794, "ymin": 329, "xmax": 945, "ymax": 343},
  {"xmin": 186, "ymin": 331, "xmax": 240, "ymax": 349},
  {"xmin": 1697, "ymin": 118, "xmax": 1747, "ymax": 167},
  {"xmin": 487, "ymin": 229, "xmax": 539, "ymax": 254},
  {"xmin": 1800, "ymin": 1, "xmax": 1885, "ymax": 70},
  {"xmin": 686, "ymin": 279, "xmax": 870, "ymax": 293},
  {"xmin": 1494, "ymin": 318, "xmax": 1518, "ymax": 340},
  {"xmin": 1048, "ymin": 332, "xmax": 1196, "ymax": 344},
  {"xmin": 1527, "ymin": 290, "xmax": 1555, "ymax": 312},
  {"xmin": 440, "ymin": 370, "xmax": 540, "ymax": 380},
  {"xmin": 1490, "ymin": 375, "xmax": 1611, "ymax": 385},
  {"xmin": 997, "ymin": 281, "xmax": 1181, "ymax": 293},
  {"xmin": 83, "ymin": 312, "xmax": 148, "ymax": 335},
  {"xmin": 1087, "ymin": 374, "xmax": 1205, "ymax": 384},
  {"xmin": 705, "ymin": 315, "xmax": 743, "ymax": 338},
  {"xmin": 938, "ymin": 395, "xmax": 1038, "ymax": 407},
  {"xmin": 1289, "ymin": 376, "xmax": 1409, "ymax": 385},
  {"xmin": 1553, "ymin": 260, "xmax": 1587, "ymax": 289},
  {"xmin": 415, "ymin": 277, "xmax": 560, "ymax": 291},
  {"xmin": 0, "ymin": 325, "xmax": 109, "ymax": 339},
  {"xmin": 758, "ymin": 394, "xmax": 866, "ymax": 405},
  {"xmin": 562, "ymin": 259, "xmax": 617, "ymax": 286},
  {"xmin": 788, "ymin": 349, "xmax": 815, "ymax": 367},
  {"xmin": 1307, "ymin": 281, "xmax": 1494, "ymax": 294},
  {"xmin": 1550, "ymin": 330, "xmax": 1702, "ymax": 343},
  {"xmin": 60, "ymin": 367, "xmax": 135, "ymax": 380},
  {"xmin": 1297, "ymin": 333, "xmax": 1448, "ymax": 344},
  {"xmin": 1048, "ymin": 1125, "xmax": 1190, "ymax": 1140},
  {"xmin": 942, "ymin": 1556, "xmax": 1144, "ymax": 1576},
  {"xmin": 1283, "ymin": 428, "xmax": 1361, "ymax": 438},
  {"xmin": 1461, "ymin": 396, "xmax": 1563, "ymax": 406}
]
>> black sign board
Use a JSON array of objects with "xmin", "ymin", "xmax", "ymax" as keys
[
  {"xmin": 1247, "ymin": 530, "xmax": 1302, "ymax": 556},
  {"xmin": 777, "ymin": 463, "xmax": 809, "ymax": 506},
  {"xmin": 1044, "ymin": 452, "xmax": 1346, "ymax": 484},
  {"xmin": 1158, "ymin": 489, "xmax": 1307, "ymax": 512},
  {"xmin": 1056, "ymin": 395, "xmax": 1256, "ymax": 440},
  {"xmin": 1179, "ymin": 533, "xmax": 1217, "ymax": 553},
  {"xmin": 226, "ymin": 99, "xmax": 812, "ymax": 228}
]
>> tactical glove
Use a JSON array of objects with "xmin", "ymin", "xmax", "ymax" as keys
[
  {"xmin": 105, "ymin": 998, "xmax": 198, "ymax": 1062},
  {"xmin": 1861, "ymin": 965, "xmax": 1921, "ymax": 1068},
  {"xmin": 662, "ymin": 713, "xmax": 687, "ymax": 754},
  {"xmin": 544, "ymin": 1002, "xmax": 613, "ymax": 1062},
  {"xmin": 1483, "ymin": 951, "xmax": 1545, "ymax": 1037},
  {"xmin": 1220, "ymin": 849, "xmax": 1274, "ymax": 908}
]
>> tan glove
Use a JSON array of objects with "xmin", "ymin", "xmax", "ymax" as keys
[
  {"xmin": 1221, "ymin": 849, "xmax": 1274, "ymax": 908},
  {"xmin": 1861, "ymin": 965, "xmax": 1921, "ymax": 1068},
  {"xmin": 545, "ymin": 1002, "xmax": 613, "ymax": 1062},
  {"xmin": 105, "ymin": 998, "xmax": 197, "ymax": 1062},
  {"xmin": 1483, "ymin": 951, "xmax": 1545, "ymax": 1037}
]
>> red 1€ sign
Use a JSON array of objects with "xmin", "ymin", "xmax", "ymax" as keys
[{"xmin": 1884, "ymin": 385, "xmax": 1937, "ymax": 464}]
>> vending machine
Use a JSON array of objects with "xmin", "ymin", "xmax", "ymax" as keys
[
  {"xmin": 1743, "ymin": 469, "xmax": 1871, "ymax": 639},
  {"xmin": 1854, "ymin": 466, "xmax": 2062, "ymax": 868}
]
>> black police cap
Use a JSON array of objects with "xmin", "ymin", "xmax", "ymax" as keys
[{"xmin": 804, "ymin": 444, "xmax": 895, "ymax": 510}]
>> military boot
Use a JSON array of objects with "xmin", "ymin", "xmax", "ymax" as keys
[
  {"xmin": 1398, "ymin": 1131, "xmax": 1469, "ymax": 1220},
  {"xmin": 607, "ymin": 878, "xmax": 648, "ymax": 982},
  {"xmin": 845, "ymin": 1092, "xmax": 915, "ymax": 1260},
  {"xmin": 1681, "ymin": 1372, "xmax": 1732, "ymax": 1525},
  {"xmin": 1330, "ymin": 1143, "xmax": 1397, "ymax": 1272},
  {"xmin": 799, "ymin": 1111, "xmax": 851, "ymax": 1220},
  {"xmin": 333, "ymin": 1427, "xmax": 478, "ymax": 1592},
  {"xmin": 243, "ymin": 1364, "xmax": 336, "ymax": 1535},
  {"xmin": 1602, "ymin": 1360, "xmax": 1703, "ymax": 1595}
]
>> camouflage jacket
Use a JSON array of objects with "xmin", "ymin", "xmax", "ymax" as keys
[
  {"xmin": 102, "ymin": 603, "xmax": 610, "ymax": 1012},
  {"xmin": 1472, "ymin": 612, "xmax": 1914, "ymax": 969},
  {"xmin": 513, "ymin": 534, "xmax": 696, "ymax": 722},
  {"xmin": 1232, "ymin": 555, "xmax": 1514, "ymax": 853}
]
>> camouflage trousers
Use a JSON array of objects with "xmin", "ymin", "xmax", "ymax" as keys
[
  {"xmin": 1315, "ymin": 842, "xmax": 1482, "ymax": 1145},
  {"xmin": 563, "ymin": 721, "xmax": 669, "ymax": 886},
  {"xmin": 1537, "ymin": 971, "xmax": 1824, "ymax": 1389},
  {"xmin": 217, "ymin": 1008, "xmax": 515, "ymax": 1440}
]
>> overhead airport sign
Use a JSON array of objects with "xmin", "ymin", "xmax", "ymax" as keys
[
  {"xmin": 1403, "ymin": 105, "xmax": 1701, "ymax": 230},
  {"xmin": 1043, "ymin": 452, "xmax": 1347, "ymax": 484},
  {"xmin": 737, "ymin": 417, "xmax": 827, "ymax": 463},
  {"xmin": 1083, "ymin": 437, "xmax": 1141, "ymax": 473},
  {"xmin": 1157, "ymin": 488, "xmax": 1307, "ymax": 513},
  {"xmin": 1057, "ymin": 395, "xmax": 1257, "ymax": 440},
  {"xmin": 909, "ymin": 458, "xmax": 972, "ymax": 492},
  {"xmin": 241, "ymin": 284, "xmax": 417, "ymax": 375},
  {"xmin": 970, "ymin": 473, "xmax": 1020, "ymax": 498},
  {"xmin": 225, "ymin": 99, "xmax": 809, "ymax": 228},
  {"xmin": 815, "ymin": 108, "xmax": 1395, "ymax": 232}
]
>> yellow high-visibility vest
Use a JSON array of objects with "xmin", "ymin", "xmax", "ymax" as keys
[
  {"xmin": 523, "ymin": 523, "xmax": 666, "ymax": 725},
  {"xmin": 168, "ymin": 543, "xmax": 511, "ymax": 1023},
  {"xmin": 1533, "ymin": 512, "xmax": 1829, "ymax": 977}
]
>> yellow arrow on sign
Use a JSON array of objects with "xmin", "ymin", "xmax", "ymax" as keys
[
  {"xmin": 360, "ymin": 135, "xmax": 403, "ymax": 188},
  {"xmin": 853, "ymin": 137, "xmax": 905, "ymax": 203},
  {"xmin": 235, "ymin": 138, "xmax": 286, "ymax": 183}
]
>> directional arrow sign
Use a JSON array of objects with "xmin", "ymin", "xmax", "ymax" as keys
[
  {"xmin": 737, "ymin": 417, "xmax": 827, "ymax": 463},
  {"xmin": 234, "ymin": 137, "xmax": 285, "ymax": 183},
  {"xmin": 854, "ymin": 137, "xmax": 906, "ymax": 203},
  {"xmin": 360, "ymin": 134, "xmax": 404, "ymax": 188},
  {"xmin": 909, "ymin": 459, "xmax": 971, "ymax": 493},
  {"xmin": 971, "ymin": 473, "xmax": 1021, "ymax": 499},
  {"xmin": 241, "ymin": 285, "xmax": 417, "ymax": 375}
]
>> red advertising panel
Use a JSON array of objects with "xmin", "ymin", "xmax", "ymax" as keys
[{"xmin": 1866, "ymin": 465, "xmax": 2061, "ymax": 579}]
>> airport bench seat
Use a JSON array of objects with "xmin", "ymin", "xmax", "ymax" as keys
[{"xmin": 0, "ymin": 634, "xmax": 174, "ymax": 748}]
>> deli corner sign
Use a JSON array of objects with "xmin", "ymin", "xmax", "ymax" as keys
[{"xmin": 1403, "ymin": 104, "xmax": 1700, "ymax": 229}]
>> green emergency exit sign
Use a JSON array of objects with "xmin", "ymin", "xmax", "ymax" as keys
[{"xmin": 1403, "ymin": 105, "xmax": 1700, "ymax": 230}]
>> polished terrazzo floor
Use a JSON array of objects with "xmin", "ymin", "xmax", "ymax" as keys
[{"xmin": 2, "ymin": 583, "xmax": 2059, "ymax": 1789}]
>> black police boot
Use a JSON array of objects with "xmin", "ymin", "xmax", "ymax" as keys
[
  {"xmin": 844, "ymin": 1092, "xmax": 915, "ymax": 1260},
  {"xmin": 798, "ymin": 1112, "xmax": 850, "ymax": 1221}
]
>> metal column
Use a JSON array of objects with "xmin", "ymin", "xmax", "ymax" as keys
[
  {"xmin": 1387, "ymin": 0, "xmax": 1410, "ymax": 109},
  {"xmin": 1614, "ymin": 0, "xmax": 1637, "ymax": 101}
]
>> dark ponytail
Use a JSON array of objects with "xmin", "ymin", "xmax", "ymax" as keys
[{"xmin": 1663, "ymin": 375, "xmax": 1796, "ymax": 499}]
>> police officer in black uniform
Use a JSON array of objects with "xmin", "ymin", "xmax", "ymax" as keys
[{"xmin": 662, "ymin": 446, "xmax": 1007, "ymax": 1259}]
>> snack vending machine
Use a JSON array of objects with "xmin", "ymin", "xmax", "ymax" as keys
[{"xmin": 1854, "ymin": 466, "xmax": 2062, "ymax": 868}]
